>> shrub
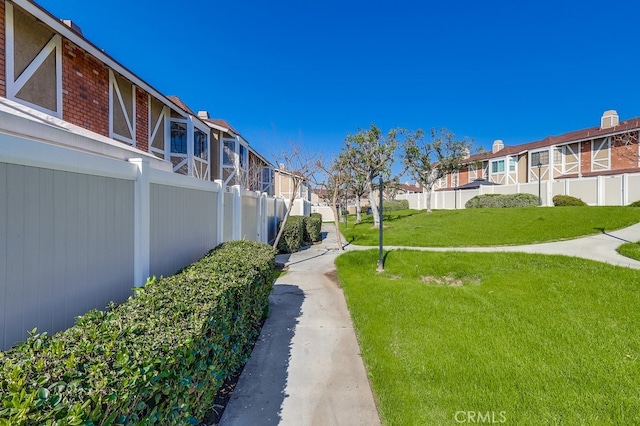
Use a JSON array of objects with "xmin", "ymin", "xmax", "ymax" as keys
[
  {"xmin": 628, "ymin": 200, "xmax": 640, "ymax": 207},
  {"xmin": 553, "ymin": 195, "xmax": 587, "ymax": 207},
  {"xmin": 305, "ymin": 215, "xmax": 322, "ymax": 243},
  {"xmin": 383, "ymin": 199, "xmax": 409, "ymax": 211},
  {"xmin": 277, "ymin": 216, "xmax": 305, "ymax": 253},
  {"xmin": 465, "ymin": 193, "xmax": 539, "ymax": 208},
  {"xmin": 311, "ymin": 212, "xmax": 323, "ymax": 221},
  {"xmin": 0, "ymin": 241, "xmax": 276, "ymax": 425}
]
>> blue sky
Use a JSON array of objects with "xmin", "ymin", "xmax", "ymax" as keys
[{"xmin": 37, "ymin": 0, "xmax": 640, "ymax": 164}]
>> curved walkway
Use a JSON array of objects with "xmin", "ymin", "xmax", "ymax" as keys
[
  {"xmin": 220, "ymin": 222, "xmax": 640, "ymax": 426},
  {"xmin": 350, "ymin": 221, "xmax": 640, "ymax": 270}
]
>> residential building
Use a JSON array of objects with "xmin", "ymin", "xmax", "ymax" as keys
[
  {"xmin": 437, "ymin": 110, "xmax": 640, "ymax": 190},
  {"xmin": 1, "ymin": 0, "xmax": 273, "ymax": 190}
]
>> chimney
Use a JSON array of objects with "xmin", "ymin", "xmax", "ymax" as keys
[
  {"xmin": 492, "ymin": 139, "xmax": 504, "ymax": 154},
  {"xmin": 601, "ymin": 110, "xmax": 619, "ymax": 129},
  {"xmin": 61, "ymin": 20, "xmax": 83, "ymax": 35},
  {"xmin": 197, "ymin": 111, "xmax": 210, "ymax": 119}
]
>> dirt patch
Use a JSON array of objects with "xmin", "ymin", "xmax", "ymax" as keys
[
  {"xmin": 387, "ymin": 274, "xmax": 403, "ymax": 280},
  {"xmin": 420, "ymin": 274, "xmax": 481, "ymax": 287},
  {"xmin": 324, "ymin": 270, "xmax": 341, "ymax": 287}
]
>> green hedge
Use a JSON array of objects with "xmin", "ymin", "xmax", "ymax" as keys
[
  {"xmin": 382, "ymin": 199, "xmax": 409, "ymax": 211},
  {"xmin": 553, "ymin": 195, "xmax": 587, "ymax": 206},
  {"xmin": 465, "ymin": 193, "xmax": 539, "ymax": 208},
  {"xmin": 628, "ymin": 200, "xmax": 640, "ymax": 207},
  {"xmin": 277, "ymin": 216, "xmax": 305, "ymax": 253},
  {"xmin": 305, "ymin": 216, "xmax": 322, "ymax": 243},
  {"xmin": 0, "ymin": 240, "xmax": 276, "ymax": 425}
]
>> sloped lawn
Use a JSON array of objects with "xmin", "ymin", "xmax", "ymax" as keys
[
  {"xmin": 336, "ymin": 250, "xmax": 640, "ymax": 425},
  {"xmin": 341, "ymin": 207, "xmax": 640, "ymax": 246}
]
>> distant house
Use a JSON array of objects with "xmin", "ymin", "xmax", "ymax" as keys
[
  {"xmin": 437, "ymin": 110, "xmax": 640, "ymax": 190},
  {"xmin": 1, "ymin": 0, "xmax": 272, "ymax": 191}
]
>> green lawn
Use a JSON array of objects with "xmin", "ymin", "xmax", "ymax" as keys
[
  {"xmin": 617, "ymin": 241, "xmax": 640, "ymax": 261},
  {"xmin": 336, "ymin": 250, "xmax": 640, "ymax": 425},
  {"xmin": 341, "ymin": 207, "xmax": 640, "ymax": 246}
]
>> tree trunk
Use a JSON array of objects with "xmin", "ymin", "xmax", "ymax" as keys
[
  {"xmin": 368, "ymin": 189, "xmax": 380, "ymax": 228},
  {"xmin": 355, "ymin": 196, "xmax": 362, "ymax": 222},
  {"xmin": 272, "ymin": 194, "xmax": 296, "ymax": 249},
  {"xmin": 426, "ymin": 189, "xmax": 433, "ymax": 214}
]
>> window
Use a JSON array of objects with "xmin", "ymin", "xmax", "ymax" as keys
[
  {"xmin": 531, "ymin": 151, "xmax": 549, "ymax": 166},
  {"xmin": 239, "ymin": 144, "xmax": 248, "ymax": 170},
  {"xmin": 223, "ymin": 140, "xmax": 235, "ymax": 166},
  {"xmin": 194, "ymin": 128, "xmax": 208, "ymax": 160},
  {"xmin": 170, "ymin": 121, "xmax": 187, "ymax": 154},
  {"xmin": 508, "ymin": 157, "xmax": 517, "ymax": 172},
  {"xmin": 491, "ymin": 160, "xmax": 504, "ymax": 173}
]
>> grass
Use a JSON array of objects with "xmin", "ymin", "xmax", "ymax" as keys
[
  {"xmin": 617, "ymin": 241, "xmax": 640, "ymax": 261},
  {"xmin": 336, "ymin": 250, "xmax": 640, "ymax": 425},
  {"xmin": 341, "ymin": 207, "xmax": 640, "ymax": 246}
]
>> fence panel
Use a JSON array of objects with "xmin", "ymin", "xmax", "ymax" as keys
[
  {"xmin": 628, "ymin": 174, "xmax": 640, "ymax": 204},
  {"xmin": 604, "ymin": 176, "xmax": 623, "ymax": 206},
  {"xmin": 241, "ymin": 192, "xmax": 259, "ymax": 240},
  {"xmin": 0, "ymin": 162, "xmax": 135, "ymax": 350},
  {"xmin": 568, "ymin": 177, "xmax": 597, "ymax": 205},
  {"xmin": 149, "ymin": 183, "xmax": 217, "ymax": 279}
]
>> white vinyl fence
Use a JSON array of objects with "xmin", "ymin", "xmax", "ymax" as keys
[
  {"xmin": 0, "ymin": 132, "xmax": 287, "ymax": 350},
  {"xmin": 397, "ymin": 173, "xmax": 640, "ymax": 210}
]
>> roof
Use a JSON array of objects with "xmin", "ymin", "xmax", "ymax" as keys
[
  {"xmin": 455, "ymin": 178, "xmax": 501, "ymax": 190},
  {"xmin": 166, "ymin": 96, "xmax": 197, "ymax": 116},
  {"xmin": 467, "ymin": 116, "xmax": 640, "ymax": 163},
  {"xmin": 206, "ymin": 119, "xmax": 240, "ymax": 135},
  {"xmin": 399, "ymin": 183, "xmax": 423, "ymax": 192}
]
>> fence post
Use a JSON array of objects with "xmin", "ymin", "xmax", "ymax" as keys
[
  {"xmin": 214, "ymin": 179, "xmax": 224, "ymax": 245},
  {"xmin": 597, "ymin": 175, "xmax": 604, "ymax": 206},
  {"xmin": 128, "ymin": 158, "xmax": 150, "ymax": 288},
  {"xmin": 233, "ymin": 185, "xmax": 242, "ymax": 240},
  {"xmin": 261, "ymin": 193, "xmax": 269, "ymax": 243},
  {"xmin": 623, "ymin": 173, "xmax": 629, "ymax": 206}
]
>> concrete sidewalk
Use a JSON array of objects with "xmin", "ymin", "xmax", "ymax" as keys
[
  {"xmin": 220, "ymin": 225, "xmax": 380, "ymax": 426},
  {"xmin": 351, "ymin": 221, "xmax": 640, "ymax": 270}
]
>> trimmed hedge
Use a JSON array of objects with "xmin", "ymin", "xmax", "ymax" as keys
[
  {"xmin": 553, "ymin": 195, "xmax": 587, "ymax": 207},
  {"xmin": 277, "ymin": 216, "xmax": 305, "ymax": 253},
  {"xmin": 465, "ymin": 193, "xmax": 539, "ymax": 208},
  {"xmin": 628, "ymin": 200, "xmax": 640, "ymax": 207},
  {"xmin": 382, "ymin": 199, "xmax": 409, "ymax": 211},
  {"xmin": 305, "ymin": 215, "xmax": 322, "ymax": 243},
  {"xmin": 0, "ymin": 240, "xmax": 276, "ymax": 425}
]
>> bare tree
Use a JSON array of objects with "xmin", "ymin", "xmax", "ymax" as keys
[
  {"xmin": 272, "ymin": 142, "xmax": 320, "ymax": 250},
  {"xmin": 348, "ymin": 169, "xmax": 368, "ymax": 223},
  {"xmin": 344, "ymin": 124, "xmax": 399, "ymax": 228},
  {"xmin": 404, "ymin": 127, "xmax": 474, "ymax": 213},
  {"xmin": 314, "ymin": 152, "xmax": 350, "ymax": 251}
]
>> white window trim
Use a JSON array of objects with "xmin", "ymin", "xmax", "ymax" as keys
[
  {"xmin": 5, "ymin": 3, "xmax": 63, "ymax": 118},
  {"xmin": 148, "ymin": 95, "xmax": 169, "ymax": 159},
  {"xmin": 109, "ymin": 70, "xmax": 136, "ymax": 146},
  {"xmin": 591, "ymin": 137, "xmax": 611, "ymax": 171}
]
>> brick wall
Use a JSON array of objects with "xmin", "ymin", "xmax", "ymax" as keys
[
  {"xmin": 580, "ymin": 141, "xmax": 591, "ymax": 174},
  {"xmin": 611, "ymin": 133, "xmax": 639, "ymax": 170},
  {"xmin": 135, "ymin": 88, "xmax": 148, "ymax": 152},
  {"xmin": 62, "ymin": 39, "xmax": 109, "ymax": 136}
]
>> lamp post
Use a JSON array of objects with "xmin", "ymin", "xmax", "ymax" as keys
[
  {"xmin": 377, "ymin": 174, "xmax": 384, "ymax": 272},
  {"xmin": 536, "ymin": 161, "xmax": 542, "ymax": 206}
]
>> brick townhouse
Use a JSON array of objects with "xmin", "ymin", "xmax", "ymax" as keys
[
  {"xmin": 436, "ymin": 110, "xmax": 640, "ymax": 190},
  {"xmin": 1, "ymin": 0, "xmax": 274, "ymax": 193}
]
